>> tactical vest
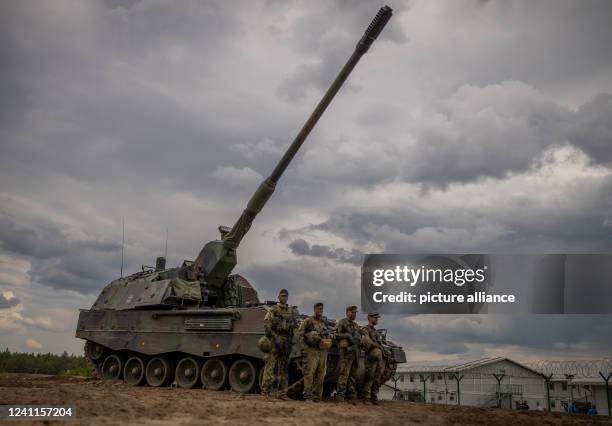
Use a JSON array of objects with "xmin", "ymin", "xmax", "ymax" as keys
[
  {"xmin": 362, "ymin": 325, "xmax": 382, "ymax": 352},
  {"xmin": 269, "ymin": 305, "xmax": 296, "ymax": 336},
  {"xmin": 337, "ymin": 318, "xmax": 359, "ymax": 335}
]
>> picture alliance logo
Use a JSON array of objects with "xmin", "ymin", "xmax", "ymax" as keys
[{"xmin": 371, "ymin": 265, "xmax": 488, "ymax": 287}]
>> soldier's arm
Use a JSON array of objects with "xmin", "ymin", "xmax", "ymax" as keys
[
  {"xmin": 263, "ymin": 310, "xmax": 276, "ymax": 338},
  {"xmin": 298, "ymin": 317, "xmax": 312, "ymax": 336},
  {"xmin": 263, "ymin": 315, "xmax": 273, "ymax": 337},
  {"xmin": 334, "ymin": 319, "xmax": 351, "ymax": 340},
  {"xmin": 332, "ymin": 319, "xmax": 341, "ymax": 339},
  {"xmin": 372, "ymin": 329, "xmax": 384, "ymax": 349},
  {"xmin": 358, "ymin": 326, "xmax": 370, "ymax": 347}
]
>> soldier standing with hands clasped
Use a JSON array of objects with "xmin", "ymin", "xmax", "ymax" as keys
[
  {"xmin": 361, "ymin": 312, "xmax": 385, "ymax": 405},
  {"xmin": 261, "ymin": 289, "xmax": 296, "ymax": 400},
  {"xmin": 299, "ymin": 302, "xmax": 330, "ymax": 402},
  {"xmin": 334, "ymin": 305, "xmax": 360, "ymax": 404}
]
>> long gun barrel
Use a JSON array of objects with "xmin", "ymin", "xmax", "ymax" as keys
[
  {"xmin": 193, "ymin": 6, "xmax": 392, "ymax": 286},
  {"xmin": 223, "ymin": 5, "xmax": 393, "ymax": 249}
]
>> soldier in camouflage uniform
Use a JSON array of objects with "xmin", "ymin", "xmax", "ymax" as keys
[
  {"xmin": 298, "ymin": 302, "xmax": 328, "ymax": 402},
  {"xmin": 261, "ymin": 288, "xmax": 297, "ymax": 399},
  {"xmin": 333, "ymin": 305, "xmax": 360, "ymax": 403},
  {"xmin": 360, "ymin": 312, "xmax": 385, "ymax": 405}
]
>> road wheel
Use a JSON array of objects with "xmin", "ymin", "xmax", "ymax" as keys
[
  {"xmin": 201, "ymin": 358, "xmax": 227, "ymax": 390},
  {"xmin": 123, "ymin": 356, "xmax": 146, "ymax": 386},
  {"xmin": 101, "ymin": 354, "xmax": 123, "ymax": 380},
  {"xmin": 85, "ymin": 341, "xmax": 106, "ymax": 361},
  {"xmin": 145, "ymin": 357, "xmax": 174, "ymax": 387},
  {"xmin": 175, "ymin": 357, "xmax": 201, "ymax": 389},
  {"xmin": 229, "ymin": 358, "xmax": 257, "ymax": 393}
]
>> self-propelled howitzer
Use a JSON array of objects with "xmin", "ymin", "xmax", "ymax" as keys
[{"xmin": 76, "ymin": 6, "xmax": 405, "ymax": 394}]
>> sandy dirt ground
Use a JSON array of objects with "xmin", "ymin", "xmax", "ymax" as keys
[{"xmin": 0, "ymin": 373, "xmax": 609, "ymax": 426}]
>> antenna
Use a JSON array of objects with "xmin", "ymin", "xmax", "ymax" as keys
[
  {"xmin": 120, "ymin": 216, "xmax": 125, "ymax": 278},
  {"xmin": 164, "ymin": 227, "xmax": 168, "ymax": 259}
]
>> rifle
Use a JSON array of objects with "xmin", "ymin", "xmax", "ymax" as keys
[
  {"xmin": 283, "ymin": 332, "xmax": 292, "ymax": 381},
  {"xmin": 350, "ymin": 333, "xmax": 361, "ymax": 357}
]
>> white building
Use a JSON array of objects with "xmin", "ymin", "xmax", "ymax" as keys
[
  {"xmin": 548, "ymin": 377, "xmax": 610, "ymax": 415},
  {"xmin": 381, "ymin": 357, "xmax": 610, "ymax": 416}
]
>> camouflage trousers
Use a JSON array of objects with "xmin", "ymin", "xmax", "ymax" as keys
[
  {"xmin": 361, "ymin": 348, "xmax": 384, "ymax": 401},
  {"xmin": 261, "ymin": 350, "xmax": 289, "ymax": 396},
  {"xmin": 302, "ymin": 347, "xmax": 327, "ymax": 401},
  {"xmin": 336, "ymin": 349, "xmax": 358, "ymax": 398}
]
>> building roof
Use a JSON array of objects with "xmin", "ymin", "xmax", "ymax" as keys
[{"xmin": 397, "ymin": 357, "xmax": 544, "ymax": 377}]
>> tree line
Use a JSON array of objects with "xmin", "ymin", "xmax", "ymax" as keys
[{"xmin": 0, "ymin": 349, "xmax": 92, "ymax": 377}]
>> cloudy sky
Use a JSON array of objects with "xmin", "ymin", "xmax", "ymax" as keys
[{"xmin": 1, "ymin": 0, "xmax": 611, "ymax": 363}]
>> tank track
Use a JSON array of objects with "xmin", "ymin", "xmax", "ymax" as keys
[
  {"xmin": 84, "ymin": 341, "xmax": 270, "ymax": 393},
  {"xmin": 85, "ymin": 339, "xmax": 397, "ymax": 400}
]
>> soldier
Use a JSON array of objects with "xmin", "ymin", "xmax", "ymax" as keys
[
  {"xmin": 333, "ymin": 305, "xmax": 360, "ymax": 404},
  {"xmin": 261, "ymin": 288, "xmax": 297, "ymax": 399},
  {"xmin": 360, "ymin": 312, "xmax": 385, "ymax": 405},
  {"xmin": 299, "ymin": 302, "xmax": 329, "ymax": 402}
]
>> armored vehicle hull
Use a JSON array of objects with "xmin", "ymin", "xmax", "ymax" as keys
[{"xmin": 77, "ymin": 277, "xmax": 406, "ymax": 393}]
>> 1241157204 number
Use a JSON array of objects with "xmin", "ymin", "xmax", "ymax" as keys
[{"xmin": 7, "ymin": 406, "xmax": 73, "ymax": 417}]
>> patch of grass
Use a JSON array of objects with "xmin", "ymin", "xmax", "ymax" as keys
[{"xmin": 63, "ymin": 365, "xmax": 94, "ymax": 377}]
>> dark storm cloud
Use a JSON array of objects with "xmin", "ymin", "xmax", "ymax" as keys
[
  {"xmin": 0, "ymin": 212, "xmax": 124, "ymax": 294},
  {"xmin": 567, "ymin": 94, "xmax": 612, "ymax": 165},
  {"xmin": 486, "ymin": 1, "xmax": 612, "ymax": 92},
  {"xmin": 0, "ymin": 0, "xmax": 283, "ymax": 194},
  {"xmin": 383, "ymin": 315, "xmax": 612, "ymax": 358},
  {"xmin": 288, "ymin": 238, "xmax": 363, "ymax": 265},
  {"xmin": 0, "ymin": 215, "xmax": 70, "ymax": 260},
  {"xmin": 305, "ymin": 170, "xmax": 612, "ymax": 253},
  {"xmin": 0, "ymin": 294, "xmax": 20, "ymax": 309},
  {"xmin": 242, "ymin": 258, "xmax": 359, "ymax": 317},
  {"xmin": 299, "ymin": 82, "xmax": 612, "ymax": 187},
  {"xmin": 277, "ymin": 0, "xmax": 409, "ymax": 100},
  {"xmin": 0, "ymin": 214, "xmax": 119, "ymax": 259},
  {"xmin": 408, "ymin": 87, "xmax": 612, "ymax": 186}
]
